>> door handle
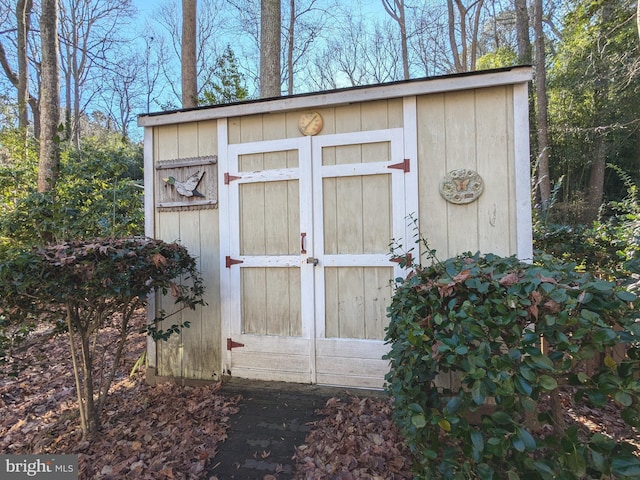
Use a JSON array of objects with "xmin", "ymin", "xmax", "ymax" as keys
[{"xmin": 306, "ymin": 257, "xmax": 319, "ymax": 266}]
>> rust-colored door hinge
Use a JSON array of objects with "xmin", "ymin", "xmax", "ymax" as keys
[
  {"xmin": 224, "ymin": 172, "xmax": 242, "ymax": 184},
  {"xmin": 387, "ymin": 159, "xmax": 410, "ymax": 173},
  {"xmin": 227, "ymin": 338, "xmax": 245, "ymax": 351},
  {"xmin": 225, "ymin": 256, "xmax": 244, "ymax": 268}
]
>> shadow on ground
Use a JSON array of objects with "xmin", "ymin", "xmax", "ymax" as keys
[{"xmin": 208, "ymin": 378, "xmax": 382, "ymax": 479}]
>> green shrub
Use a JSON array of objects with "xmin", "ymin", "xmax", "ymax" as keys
[
  {"xmin": 385, "ymin": 251, "xmax": 640, "ymax": 479},
  {"xmin": 534, "ymin": 165, "xmax": 640, "ymax": 285},
  {"xmin": 0, "ymin": 133, "xmax": 143, "ymax": 245},
  {"xmin": 0, "ymin": 237, "xmax": 205, "ymax": 438}
]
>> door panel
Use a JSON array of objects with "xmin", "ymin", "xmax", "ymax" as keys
[
  {"xmin": 323, "ymin": 174, "xmax": 392, "ymax": 255},
  {"xmin": 227, "ymin": 138, "xmax": 313, "ymax": 383},
  {"xmin": 240, "ymin": 267, "xmax": 301, "ymax": 336},
  {"xmin": 324, "ymin": 266, "xmax": 392, "ymax": 340},
  {"xmin": 225, "ymin": 129, "xmax": 406, "ymax": 387},
  {"xmin": 239, "ymin": 180, "xmax": 300, "ymax": 255},
  {"xmin": 313, "ymin": 129, "xmax": 406, "ymax": 388}
]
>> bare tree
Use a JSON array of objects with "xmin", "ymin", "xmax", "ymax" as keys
[
  {"xmin": 514, "ymin": 0, "xmax": 531, "ymax": 64},
  {"xmin": 16, "ymin": 0, "xmax": 32, "ymax": 130},
  {"xmin": 58, "ymin": 0, "xmax": 135, "ymax": 147},
  {"xmin": 283, "ymin": 0, "xmax": 322, "ymax": 94},
  {"xmin": 38, "ymin": 0, "xmax": 61, "ymax": 193},
  {"xmin": 225, "ymin": 0, "xmax": 328, "ymax": 95},
  {"xmin": 182, "ymin": 0, "xmax": 198, "ymax": 107},
  {"xmin": 308, "ymin": 10, "xmax": 402, "ymax": 90},
  {"xmin": 0, "ymin": 1, "xmax": 41, "ymax": 137},
  {"xmin": 410, "ymin": 4, "xmax": 454, "ymax": 76},
  {"xmin": 260, "ymin": 0, "xmax": 281, "ymax": 97},
  {"xmin": 447, "ymin": 0, "xmax": 485, "ymax": 72},
  {"xmin": 140, "ymin": 32, "xmax": 169, "ymax": 113},
  {"xmin": 311, "ymin": 12, "xmax": 371, "ymax": 88},
  {"xmin": 534, "ymin": 0, "xmax": 550, "ymax": 205},
  {"xmin": 381, "ymin": 0, "xmax": 409, "ymax": 79},
  {"xmin": 100, "ymin": 49, "xmax": 148, "ymax": 137},
  {"xmin": 149, "ymin": 0, "xmax": 226, "ymax": 106}
]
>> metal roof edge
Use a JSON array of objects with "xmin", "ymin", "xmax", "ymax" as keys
[{"xmin": 137, "ymin": 66, "xmax": 532, "ymax": 128}]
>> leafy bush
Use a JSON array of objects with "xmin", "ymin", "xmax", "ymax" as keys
[
  {"xmin": 0, "ymin": 238, "xmax": 205, "ymax": 438},
  {"xmin": 385, "ymin": 251, "xmax": 640, "ymax": 479},
  {"xmin": 534, "ymin": 165, "xmax": 640, "ymax": 286},
  {"xmin": 0, "ymin": 132, "xmax": 143, "ymax": 245}
]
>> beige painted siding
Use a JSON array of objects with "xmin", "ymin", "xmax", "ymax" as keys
[
  {"xmin": 145, "ymin": 70, "xmax": 531, "ymax": 384},
  {"xmin": 227, "ymin": 99, "xmax": 404, "ymax": 144},
  {"xmin": 153, "ymin": 119, "xmax": 221, "ymax": 380},
  {"xmin": 417, "ymin": 86, "xmax": 516, "ymax": 260}
]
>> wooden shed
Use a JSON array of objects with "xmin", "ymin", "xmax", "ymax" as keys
[{"xmin": 138, "ymin": 66, "xmax": 533, "ymax": 389}]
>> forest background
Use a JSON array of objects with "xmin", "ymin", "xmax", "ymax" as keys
[{"xmin": 0, "ymin": 0, "xmax": 638, "ymax": 252}]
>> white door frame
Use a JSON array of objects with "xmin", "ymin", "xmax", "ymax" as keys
[
  {"xmin": 220, "ymin": 126, "xmax": 415, "ymax": 387},
  {"xmin": 223, "ymin": 136, "xmax": 315, "ymax": 382},
  {"xmin": 311, "ymin": 128, "xmax": 408, "ymax": 387}
]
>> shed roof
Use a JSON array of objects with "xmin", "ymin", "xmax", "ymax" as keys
[{"xmin": 137, "ymin": 66, "xmax": 532, "ymax": 128}]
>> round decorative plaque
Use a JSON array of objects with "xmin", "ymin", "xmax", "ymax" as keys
[{"xmin": 439, "ymin": 169, "xmax": 484, "ymax": 204}]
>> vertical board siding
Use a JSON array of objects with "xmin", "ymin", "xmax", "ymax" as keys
[
  {"xmin": 157, "ymin": 124, "xmax": 178, "ymax": 161},
  {"xmin": 417, "ymin": 93, "xmax": 449, "ymax": 257},
  {"xmin": 198, "ymin": 208, "xmax": 221, "ymax": 379},
  {"xmin": 178, "ymin": 123, "xmax": 200, "ymax": 158},
  {"xmin": 238, "ymin": 158, "xmax": 302, "ymax": 336},
  {"xmin": 241, "ymin": 268, "xmax": 267, "ymax": 334},
  {"xmin": 363, "ymin": 267, "xmax": 393, "ymax": 340},
  {"xmin": 443, "ymin": 90, "xmax": 479, "ymax": 256},
  {"xmin": 239, "ymin": 179, "xmax": 300, "ymax": 256},
  {"xmin": 475, "ymin": 86, "xmax": 514, "ymax": 257},
  {"xmin": 227, "ymin": 100, "xmax": 403, "ymax": 144},
  {"xmin": 150, "ymin": 77, "xmax": 528, "ymax": 385},
  {"xmin": 239, "ymin": 183, "xmax": 267, "ymax": 255},
  {"xmin": 156, "ymin": 210, "xmax": 182, "ymax": 378},
  {"xmin": 324, "ymin": 266, "xmax": 392, "ymax": 340},
  {"xmin": 178, "ymin": 210, "xmax": 205, "ymax": 379},
  {"xmin": 362, "ymin": 175, "xmax": 392, "ymax": 253},
  {"xmin": 417, "ymin": 86, "xmax": 516, "ymax": 260},
  {"xmin": 154, "ymin": 120, "xmax": 221, "ymax": 380},
  {"xmin": 241, "ymin": 268, "xmax": 302, "ymax": 336},
  {"xmin": 416, "ymin": 86, "xmax": 517, "ymax": 391}
]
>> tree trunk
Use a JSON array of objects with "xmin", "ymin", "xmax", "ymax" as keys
[
  {"xmin": 534, "ymin": 0, "xmax": 551, "ymax": 206},
  {"xmin": 287, "ymin": 0, "xmax": 295, "ymax": 95},
  {"xmin": 382, "ymin": 0, "xmax": 409, "ymax": 80},
  {"xmin": 448, "ymin": 0, "xmax": 484, "ymax": 73},
  {"xmin": 16, "ymin": 0, "xmax": 32, "ymax": 131},
  {"xmin": 73, "ymin": 62, "xmax": 81, "ymax": 148},
  {"xmin": 38, "ymin": 0, "xmax": 61, "ymax": 193},
  {"xmin": 182, "ymin": 0, "xmax": 198, "ymax": 108},
  {"xmin": 514, "ymin": 0, "xmax": 531, "ymax": 64},
  {"xmin": 29, "ymin": 97, "xmax": 40, "ymax": 139},
  {"xmin": 585, "ymin": 2, "xmax": 613, "ymax": 222},
  {"xmin": 448, "ymin": 1, "xmax": 463, "ymax": 72},
  {"xmin": 260, "ymin": 0, "xmax": 282, "ymax": 97},
  {"xmin": 587, "ymin": 135, "xmax": 607, "ymax": 221},
  {"xmin": 469, "ymin": 0, "xmax": 483, "ymax": 71}
]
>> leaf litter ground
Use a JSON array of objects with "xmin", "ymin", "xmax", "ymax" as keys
[
  {"xmin": 0, "ymin": 310, "xmax": 240, "ymax": 479},
  {"xmin": 1, "ymin": 310, "xmax": 637, "ymax": 479}
]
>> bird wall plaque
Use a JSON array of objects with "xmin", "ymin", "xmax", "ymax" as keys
[
  {"xmin": 155, "ymin": 156, "xmax": 218, "ymax": 210},
  {"xmin": 163, "ymin": 170, "xmax": 205, "ymax": 198}
]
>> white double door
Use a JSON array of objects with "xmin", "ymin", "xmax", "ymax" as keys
[{"xmin": 224, "ymin": 128, "xmax": 408, "ymax": 388}]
